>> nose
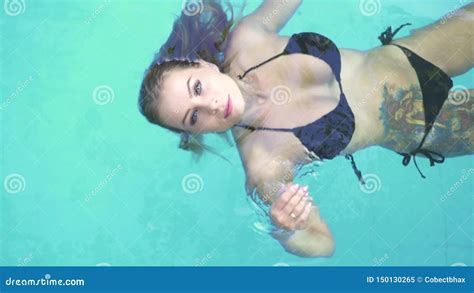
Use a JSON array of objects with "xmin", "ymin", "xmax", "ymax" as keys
[
  {"xmin": 193, "ymin": 95, "xmax": 220, "ymax": 114},
  {"xmin": 209, "ymin": 97, "xmax": 219, "ymax": 113}
]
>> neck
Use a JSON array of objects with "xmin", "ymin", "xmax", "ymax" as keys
[{"xmin": 233, "ymin": 72, "xmax": 273, "ymax": 128}]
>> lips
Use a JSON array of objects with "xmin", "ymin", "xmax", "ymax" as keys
[{"xmin": 224, "ymin": 95, "xmax": 232, "ymax": 119}]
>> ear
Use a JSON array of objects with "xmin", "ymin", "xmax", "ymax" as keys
[{"xmin": 197, "ymin": 60, "xmax": 219, "ymax": 72}]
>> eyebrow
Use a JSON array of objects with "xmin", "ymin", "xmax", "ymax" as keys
[{"xmin": 182, "ymin": 76, "xmax": 192, "ymax": 125}]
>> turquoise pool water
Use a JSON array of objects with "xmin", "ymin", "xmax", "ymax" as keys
[{"xmin": 1, "ymin": 0, "xmax": 472, "ymax": 266}]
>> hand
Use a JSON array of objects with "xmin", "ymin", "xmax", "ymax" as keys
[{"xmin": 270, "ymin": 183, "xmax": 314, "ymax": 231}]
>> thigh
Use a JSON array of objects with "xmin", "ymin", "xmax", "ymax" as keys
[{"xmin": 392, "ymin": 2, "xmax": 474, "ymax": 77}]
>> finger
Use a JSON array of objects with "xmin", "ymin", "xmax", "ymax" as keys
[
  {"xmin": 282, "ymin": 186, "xmax": 305, "ymax": 213},
  {"xmin": 299, "ymin": 201, "xmax": 313, "ymax": 221},
  {"xmin": 273, "ymin": 184, "xmax": 300, "ymax": 210},
  {"xmin": 271, "ymin": 185, "xmax": 291, "ymax": 210},
  {"xmin": 282, "ymin": 186, "xmax": 306, "ymax": 215},
  {"xmin": 294, "ymin": 202, "xmax": 313, "ymax": 229},
  {"xmin": 290, "ymin": 194, "xmax": 309, "ymax": 218},
  {"xmin": 270, "ymin": 184, "xmax": 299, "ymax": 218}
]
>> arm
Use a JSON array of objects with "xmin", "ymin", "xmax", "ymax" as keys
[
  {"xmin": 240, "ymin": 0, "xmax": 303, "ymax": 33},
  {"xmin": 246, "ymin": 155, "xmax": 335, "ymax": 258},
  {"xmin": 271, "ymin": 197, "xmax": 335, "ymax": 258}
]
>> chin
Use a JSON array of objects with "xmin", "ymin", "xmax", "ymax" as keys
[
  {"xmin": 219, "ymin": 125, "xmax": 231, "ymax": 132},
  {"xmin": 219, "ymin": 123, "xmax": 233, "ymax": 132}
]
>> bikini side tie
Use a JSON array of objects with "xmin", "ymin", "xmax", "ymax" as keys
[
  {"xmin": 398, "ymin": 148, "xmax": 445, "ymax": 179},
  {"xmin": 378, "ymin": 22, "xmax": 412, "ymax": 45}
]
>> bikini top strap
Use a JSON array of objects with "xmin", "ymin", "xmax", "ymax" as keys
[
  {"xmin": 238, "ymin": 52, "xmax": 287, "ymax": 80},
  {"xmin": 233, "ymin": 123, "xmax": 294, "ymax": 132},
  {"xmin": 345, "ymin": 154, "xmax": 365, "ymax": 185}
]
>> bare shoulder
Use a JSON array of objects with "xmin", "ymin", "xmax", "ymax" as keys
[
  {"xmin": 225, "ymin": 0, "xmax": 302, "ymax": 56},
  {"xmin": 232, "ymin": 129, "xmax": 274, "ymax": 183},
  {"xmin": 224, "ymin": 20, "xmax": 273, "ymax": 65},
  {"xmin": 232, "ymin": 128, "xmax": 303, "ymax": 192}
]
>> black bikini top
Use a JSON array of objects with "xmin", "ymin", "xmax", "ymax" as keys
[{"xmin": 234, "ymin": 32, "xmax": 365, "ymax": 184}]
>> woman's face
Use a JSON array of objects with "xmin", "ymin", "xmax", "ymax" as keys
[{"xmin": 157, "ymin": 61, "xmax": 245, "ymax": 133}]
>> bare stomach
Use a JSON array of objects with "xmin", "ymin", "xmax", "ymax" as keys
[{"xmin": 354, "ymin": 45, "xmax": 474, "ymax": 157}]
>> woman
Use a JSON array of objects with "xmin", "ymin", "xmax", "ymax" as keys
[{"xmin": 138, "ymin": 0, "xmax": 474, "ymax": 257}]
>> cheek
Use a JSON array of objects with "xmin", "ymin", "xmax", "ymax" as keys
[{"xmin": 202, "ymin": 113, "xmax": 221, "ymax": 128}]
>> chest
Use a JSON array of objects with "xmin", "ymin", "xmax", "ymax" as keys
[
  {"xmin": 233, "ymin": 49, "xmax": 341, "ymax": 131},
  {"xmin": 230, "ymin": 53, "xmax": 345, "ymax": 162}
]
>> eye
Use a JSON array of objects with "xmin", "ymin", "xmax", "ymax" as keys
[
  {"xmin": 194, "ymin": 80, "xmax": 202, "ymax": 95},
  {"xmin": 191, "ymin": 110, "xmax": 198, "ymax": 125}
]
